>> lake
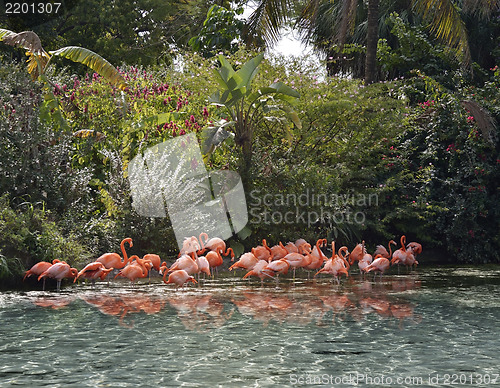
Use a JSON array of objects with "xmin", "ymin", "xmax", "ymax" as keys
[{"xmin": 1, "ymin": 266, "xmax": 499, "ymax": 387}]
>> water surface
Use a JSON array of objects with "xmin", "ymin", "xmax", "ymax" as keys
[{"xmin": 1, "ymin": 267, "xmax": 499, "ymax": 387}]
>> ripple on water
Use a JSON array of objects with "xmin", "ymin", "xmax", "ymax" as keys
[{"xmin": 1, "ymin": 268, "xmax": 500, "ymax": 386}]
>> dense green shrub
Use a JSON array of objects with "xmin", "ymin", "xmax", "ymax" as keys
[
  {"xmin": 0, "ymin": 194, "xmax": 86, "ymax": 278},
  {"xmin": 358, "ymin": 65, "xmax": 498, "ymax": 263}
]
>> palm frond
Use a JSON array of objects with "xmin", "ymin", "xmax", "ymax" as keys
[
  {"xmin": 463, "ymin": 0, "xmax": 500, "ymax": 19},
  {"xmin": 245, "ymin": 0, "xmax": 291, "ymax": 47},
  {"xmin": 337, "ymin": 0, "xmax": 358, "ymax": 49},
  {"xmin": 0, "ymin": 30, "xmax": 44, "ymax": 55},
  {"xmin": 412, "ymin": 0, "xmax": 471, "ymax": 65},
  {"xmin": 49, "ymin": 46, "xmax": 127, "ymax": 90}
]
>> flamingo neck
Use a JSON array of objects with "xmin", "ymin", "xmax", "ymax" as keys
[
  {"xmin": 120, "ymin": 238, "xmax": 131, "ymax": 265},
  {"xmin": 316, "ymin": 240, "xmax": 326, "ymax": 260},
  {"xmin": 199, "ymin": 233, "xmax": 208, "ymax": 250},
  {"xmin": 400, "ymin": 236, "xmax": 406, "ymax": 252},
  {"xmin": 263, "ymin": 239, "xmax": 272, "ymax": 254}
]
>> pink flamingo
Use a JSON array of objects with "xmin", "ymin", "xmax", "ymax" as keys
[
  {"xmin": 348, "ymin": 242, "xmax": 364, "ymax": 266},
  {"xmin": 229, "ymin": 252, "xmax": 259, "ymax": 272},
  {"xmin": 391, "ymin": 236, "xmax": 418, "ymax": 272},
  {"xmin": 315, "ymin": 245, "xmax": 349, "ymax": 284},
  {"xmin": 373, "ymin": 239, "xmax": 397, "ymax": 260},
  {"xmin": 242, "ymin": 260, "xmax": 273, "ymax": 286},
  {"xmin": 305, "ymin": 239, "xmax": 328, "ymax": 272},
  {"xmin": 114, "ymin": 255, "xmax": 150, "ymax": 284},
  {"xmin": 168, "ymin": 253, "xmax": 199, "ymax": 275},
  {"xmin": 295, "ymin": 238, "xmax": 312, "ymax": 253},
  {"xmin": 283, "ymin": 242, "xmax": 299, "ymax": 253},
  {"xmin": 363, "ymin": 254, "xmax": 391, "ymax": 279},
  {"xmin": 163, "ymin": 269, "xmax": 197, "ymax": 288},
  {"xmin": 358, "ymin": 241, "xmax": 373, "ymax": 275},
  {"xmin": 196, "ymin": 255, "xmax": 211, "ymax": 278},
  {"xmin": 251, "ymin": 239, "xmax": 272, "ymax": 261},
  {"xmin": 179, "ymin": 236, "xmax": 201, "ymax": 257},
  {"xmin": 96, "ymin": 237, "xmax": 133, "ymax": 270},
  {"xmin": 142, "ymin": 254, "xmax": 161, "ymax": 272},
  {"xmin": 74, "ymin": 262, "xmax": 113, "ymax": 285},
  {"xmin": 24, "ymin": 259, "xmax": 61, "ymax": 290},
  {"xmin": 406, "ymin": 241, "xmax": 422, "ymax": 260},
  {"xmin": 270, "ymin": 242, "xmax": 289, "ymax": 261},
  {"xmin": 262, "ymin": 259, "xmax": 290, "ymax": 286},
  {"xmin": 38, "ymin": 261, "xmax": 78, "ymax": 291},
  {"xmin": 205, "ymin": 250, "xmax": 223, "ymax": 275},
  {"xmin": 283, "ymin": 245, "xmax": 313, "ymax": 281},
  {"xmin": 198, "ymin": 233, "xmax": 235, "ymax": 261}
]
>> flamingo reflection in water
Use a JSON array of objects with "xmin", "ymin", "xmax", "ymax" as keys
[
  {"xmin": 31, "ymin": 277, "xmax": 422, "ymax": 330},
  {"xmin": 32, "ymin": 295, "xmax": 75, "ymax": 309},
  {"xmin": 167, "ymin": 294, "xmax": 234, "ymax": 332},
  {"xmin": 80, "ymin": 292, "xmax": 167, "ymax": 328}
]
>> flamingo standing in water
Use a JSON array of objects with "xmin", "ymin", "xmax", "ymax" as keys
[
  {"xmin": 315, "ymin": 245, "xmax": 349, "ymax": 284},
  {"xmin": 114, "ymin": 255, "xmax": 150, "ymax": 284},
  {"xmin": 374, "ymin": 239, "xmax": 397, "ymax": 260},
  {"xmin": 163, "ymin": 269, "xmax": 197, "ymax": 288},
  {"xmin": 357, "ymin": 241, "xmax": 373, "ymax": 276},
  {"xmin": 179, "ymin": 236, "xmax": 201, "ymax": 258},
  {"xmin": 391, "ymin": 236, "xmax": 418, "ymax": 272},
  {"xmin": 305, "ymin": 239, "xmax": 328, "ymax": 275},
  {"xmin": 283, "ymin": 245, "xmax": 313, "ymax": 281},
  {"xmin": 168, "ymin": 253, "xmax": 199, "ymax": 275},
  {"xmin": 196, "ymin": 255, "xmax": 211, "ymax": 278},
  {"xmin": 363, "ymin": 254, "xmax": 391, "ymax": 279},
  {"xmin": 269, "ymin": 242, "xmax": 288, "ymax": 261},
  {"xmin": 348, "ymin": 242, "xmax": 364, "ymax": 267},
  {"xmin": 142, "ymin": 254, "xmax": 161, "ymax": 272},
  {"xmin": 262, "ymin": 259, "xmax": 290, "ymax": 286},
  {"xmin": 96, "ymin": 237, "xmax": 133, "ymax": 270},
  {"xmin": 242, "ymin": 260, "xmax": 274, "ymax": 286},
  {"xmin": 229, "ymin": 252, "xmax": 259, "ymax": 272},
  {"xmin": 406, "ymin": 241, "xmax": 422, "ymax": 261},
  {"xmin": 38, "ymin": 261, "xmax": 78, "ymax": 291},
  {"xmin": 198, "ymin": 233, "xmax": 235, "ymax": 261},
  {"xmin": 74, "ymin": 262, "xmax": 114, "ymax": 285},
  {"xmin": 24, "ymin": 259, "xmax": 61, "ymax": 290},
  {"xmin": 205, "ymin": 250, "xmax": 223, "ymax": 275},
  {"xmin": 251, "ymin": 239, "xmax": 272, "ymax": 261}
]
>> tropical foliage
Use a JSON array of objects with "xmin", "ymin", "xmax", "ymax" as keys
[{"xmin": 0, "ymin": 2, "xmax": 499, "ymax": 286}]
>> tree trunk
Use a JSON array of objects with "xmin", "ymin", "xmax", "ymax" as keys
[{"xmin": 364, "ymin": 0, "xmax": 379, "ymax": 84}]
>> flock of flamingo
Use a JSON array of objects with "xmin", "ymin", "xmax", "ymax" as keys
[{"xmin": 23, "ymin": 232, "xmax": 422, "ymax": 291}]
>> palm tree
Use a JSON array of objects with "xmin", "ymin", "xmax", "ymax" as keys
[{"xmin": 243, "ymin": 0, "xmax": 500, "ymax": 83}]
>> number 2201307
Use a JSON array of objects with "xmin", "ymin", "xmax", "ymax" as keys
[{"xmin": 5, "ymin": 3, "xmax": 62, "ymax": 14}]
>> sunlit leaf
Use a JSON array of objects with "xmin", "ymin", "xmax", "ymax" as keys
[
  {"xmin": 49, "ymin": 46, "xmax": 127, "ymax": 90},
  {"xmin": 73, "ymin": 129, "xmax": 106, "ymax": 141}
]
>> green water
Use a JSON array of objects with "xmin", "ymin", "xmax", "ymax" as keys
[{"xmin": 1, "ymin": 267, "xmax": 499, "ymax": 387}]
